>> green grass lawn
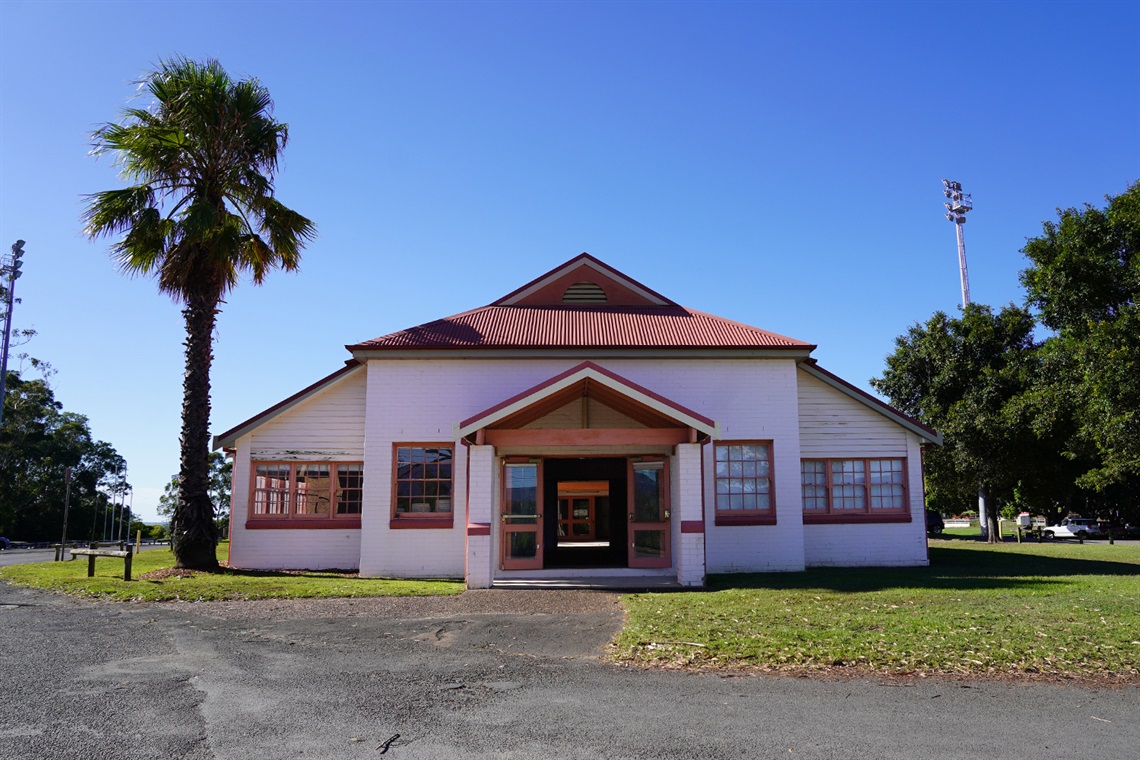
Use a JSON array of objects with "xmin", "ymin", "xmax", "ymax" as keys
[
  {"xmin": 0, "ymin": 542, "xmax": 464, "ymax": 602},
  {"xmin": 614, "ymin": 542, "xmax": 1140, "ymax": 679}
]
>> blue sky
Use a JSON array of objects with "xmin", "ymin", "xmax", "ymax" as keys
[{"xmin": 1, "ymin": 0, "xmax": 1137, "ymax": 521}]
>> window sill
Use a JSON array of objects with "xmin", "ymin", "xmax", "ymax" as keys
[
  {"xmin": 714, "ymin": 514, "xmax": 777, "ymax": 527},
  {"xmin": 390, "ymin": 517, "xmax": 455, "ymax": 530},
  {"xmin": 802, "ymin": 513, "xmax": 912, "ymax": 524},
  {"xmin": 246, "ymin": 519, "xmax": 361, "ymax": 530}
]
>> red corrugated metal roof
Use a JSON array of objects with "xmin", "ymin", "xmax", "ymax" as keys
[{"xmin": 348, "ymin": 304, "xmax": 812, "ymax": 350}]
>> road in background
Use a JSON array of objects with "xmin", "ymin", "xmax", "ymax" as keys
[{"xmin": 0, "ymin": 544, "xmax": 166, "ymax": 568}]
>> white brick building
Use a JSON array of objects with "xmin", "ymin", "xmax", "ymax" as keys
[{"xmin": 215, "ymin": 254, "xmax": 941, "ymax": 587}]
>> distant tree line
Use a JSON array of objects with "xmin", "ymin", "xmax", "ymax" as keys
[
  {"xmin": 0, "ymin": 369, "xmax": 132, "ymax": 542},
  {"xmin": 873, "ymin": 182, "xmax": 1140, "ymax": 536}
]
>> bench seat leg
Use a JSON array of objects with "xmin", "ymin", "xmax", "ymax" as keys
[{"xmin": 87, "ymin": 555, "xmax": 96, "ymax": 578}]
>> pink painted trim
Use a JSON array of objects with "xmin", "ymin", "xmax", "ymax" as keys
[
  {"xmin": 681, "ymin": 520, "xmax": 704, "ymax": 534},
  {"xmin": 466, "ymin": 523, "xmax": 491, "ymax": 536},
  {"xmin": 714, "ymin": 515, "xmax": 777, "ymax": 527},
  {"xmin": 390, "ymin": 517, "xmax": 455, "ymax": 530},
  {"xmin": 246, "ymin": 519, "xmax": 361, "ymax": 530},
  {"xmin": 802, "ymin": 513, "xmax": 912, "ymax": 524},
  {"xmin": 463, "ymin": 446, "xmax": 472, "ymax": 580},
  {"xmin": 458, "ymin": 360, "xmax": 715, "ymax": 430}
]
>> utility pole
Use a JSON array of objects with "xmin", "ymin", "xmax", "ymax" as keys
[
  {"xmin": 59, "ymin": 467, "xmax": 72, "ymax": 561},
  {"xmin": 942, "ymin": 180, "xmax": 973, "ymax": 308},
  {"xmin": 0, "ymin": 240, "xmax": 26, "ymax": 428},
  {"xmin": 941, "ymin": 180, "xmax": 993, "ymax": 541}
]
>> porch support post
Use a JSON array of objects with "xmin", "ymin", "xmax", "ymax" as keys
[
  {"xmin": 465, "ymin": 444, "xmax": 495, "ymax": 589},
  {"xmin": 674, "ymin": 443, "xmax": 706, "ymax": 587}
]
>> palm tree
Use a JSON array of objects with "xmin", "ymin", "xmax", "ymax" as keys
[{"xmin": 84, "ymin": 58, "xmax": 315, "ymax": 569}]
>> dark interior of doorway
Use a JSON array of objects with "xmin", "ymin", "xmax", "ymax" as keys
[{"xmin": 542, "ymin": 458, "xmax": 628, "ymax": 569}]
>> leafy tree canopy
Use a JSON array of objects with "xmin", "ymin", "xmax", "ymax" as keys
[
  {"xmin": 874, "ymin": 182, "xmax": 1140, "ymax": 526},
  {"xmin": 1020, "ymin": 182, "xmax": 1140, "ymax": 490},
  {"xmin": 0, "ymin": 371, "xmax": 128, "ymax": 541}
]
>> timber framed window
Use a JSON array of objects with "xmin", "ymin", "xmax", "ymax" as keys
[
  {"xmin": 248, "ymin": 461, "xmax": 363, "ymax": 528},
  {"xmin": 800, "ymin": 458, "xmax": 911, "ymax": 523},
  {"xmin": 391, "ymin": 444, "xmax": 454, "ymax": 528},
  {"xmin": 713, "ymin": 441, "xmax": 776, "ymax": 526}
]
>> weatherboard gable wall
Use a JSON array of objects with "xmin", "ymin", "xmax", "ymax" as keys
[
  {"xmin": 796, "ymin": 369, "xmax": 929, "ymax": 567},
  {"xmin": 228, "ymin": 368, "xmax": 367, "ymax": 570}
]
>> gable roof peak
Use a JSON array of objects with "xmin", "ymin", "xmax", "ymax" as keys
[{"xmin": 493, "ymin": 252, "xmax": 677, "ymax": 307}]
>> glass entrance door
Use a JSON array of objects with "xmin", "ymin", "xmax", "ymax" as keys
[
  {"xmin": 628, "ymin": 459, "xmax": 671, "ymax": 568},
  {"xmin": 501, "ymin": 461, "xmax": 543, "ymax": 570}
]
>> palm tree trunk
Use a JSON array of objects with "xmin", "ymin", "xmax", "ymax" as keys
[{"xmin": 171, "ymin": 286, "xmax": 222, "ymax": 570}]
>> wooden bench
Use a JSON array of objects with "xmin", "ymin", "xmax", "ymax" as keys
[{"xmin": 71, "ymin": 546, "xmax": 133, "ymax": 581}]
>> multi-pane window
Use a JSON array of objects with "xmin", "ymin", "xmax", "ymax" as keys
[
  {"xmin": 393, "ymin": 445, "xmax": 453, "ymax": 516},
  {"xmin": 714, "ymin": 442, "xmax": 773, "ymax": 515},
  {"xmin": 253, "ymin": 463, "xmax": 292, "ymax": 516},
  {"xmin": 800, "ymin": 458, "xmax": 907, "ymax": 516},
  {"xmin": 336, "ymin": 464, "xmax": 364, "ymax": 515},
  {"xmin": 295, "ymin": 464, "xmax": 332, "ymax": 516},
  {"xmin": 251, "ymin": 462, "xmax": 363, "ymax": 520},
  {"xmin": 831, "ymin": 460, "xmax": 866, "ymax": 511},
  {"xmin": 801, "ymin": 460, "xmax": 828, "ymax": 512},
  {"xmin": 869, "ymin": 459, "xmax": 906, "ymax": 511}
]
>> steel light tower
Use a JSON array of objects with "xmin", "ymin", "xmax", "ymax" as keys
[
  {"xmin": 942, "ymin": 180, "xmax": 973, "ymax": 308},
  {"xmin": 0, "ymin": 240, "xmax": 26, "ymax": 428}
]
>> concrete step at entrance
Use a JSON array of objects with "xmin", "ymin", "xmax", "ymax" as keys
[{"xmin": 492, "ymin": 576, "xmax": 683, "ymax": 590}]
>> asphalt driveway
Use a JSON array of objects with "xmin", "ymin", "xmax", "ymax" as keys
[{"xmin": 1, "ymin": 582, "xmax": 1137, "ymax": 759}]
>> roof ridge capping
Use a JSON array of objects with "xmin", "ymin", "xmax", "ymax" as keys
[{"xmin": 493, "ymin": 252, "xmax": 677, "ymax": 306}]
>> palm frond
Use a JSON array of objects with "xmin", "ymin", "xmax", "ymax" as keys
[
  {"xmin": 82, "ymin": 186, "xmax": 157, "ymax": 237},
  {"xmin": 86, "ymin": 57, "xmax": 315, "ymax": 303}
]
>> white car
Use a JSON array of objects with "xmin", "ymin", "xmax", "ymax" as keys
[{"xmin": 1042, "ymin": 518, "xmax": 1103, "ymax": 540}]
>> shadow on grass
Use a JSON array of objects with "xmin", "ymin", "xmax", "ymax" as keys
[{"xmin": 705, "ymin": 544, "xmax": 1140, "ymax": 594}]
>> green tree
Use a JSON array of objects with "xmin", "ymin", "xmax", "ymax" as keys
[
  {"xmin": 84, "ymin": 58, "xmax": 315, "ymax": 569},
  {"xmin": 1020, "ymin": 182, "xmax": 1140, "ymax": 493},
  {"xmin": 0, "ymin": 371, "xmax": 128, "ymax": 541},
  {"xmin": 871, "ymin": 304, "xmax": 1063, "ymax": 541},
  {"xmin": 157, "ymin": 451, "xmax": 232, "ymax": 536}
]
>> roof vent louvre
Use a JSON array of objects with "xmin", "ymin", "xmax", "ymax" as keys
[{"xmin": 562, "ymin": 281, "xmax": 608, "ymax": 303}]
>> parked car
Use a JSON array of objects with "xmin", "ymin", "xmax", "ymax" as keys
[
  {"xmin": 0, "ymin": 536, "xmax": 10, "ymax": 550},
  {"xmin": 925, "ymin": 510, "xmax": 944, "ymax": 537},
  {"xmin": 1042, "ymin": 518, "xmax": 1104, "ymax": 540}
]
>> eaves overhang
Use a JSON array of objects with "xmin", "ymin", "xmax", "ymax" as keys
[{"xmin": 349, "ymin": 346, "xmax": 815, "ymax": 361}]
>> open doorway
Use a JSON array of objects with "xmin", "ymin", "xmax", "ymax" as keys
[{"xmin": 542, "ymin": 458, "xmax": 628, "ymax": 569}]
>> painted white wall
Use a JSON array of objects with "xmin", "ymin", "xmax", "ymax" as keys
[
  {"xmin": 227, "ymin": 355, "xmax": 933, "ymax": 577},
  {"xmin": 797, "ymin": 370, "xmax": 930, "ymax": 567},
  {"xmin": 673, "ymin": 443, "xmax": 706, "ymax": 585},
  {"xmin": 464, "ymin": 444, "xmax": 495, "ymax": 588},
  {"xmin": 796, "ymin": 370, "xmax": 910, "ymax": 457},
  {"xmin": 228, "ymin": 434, "xmax": 363, "ymax": 570},
  {"xmin": 249, "ymin": 368, "xmax": 367, "ymax": 458},
  {"xmin": 696, "ymin": 359, "xmax": 807, "ymax": 573},
  {"xmin": 227, "ymin": 368, "xmax": 366, "ymax": 570},
  {"xmin": 358, "ymin": 360, "xmax": 467, "ymax": 578}
]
